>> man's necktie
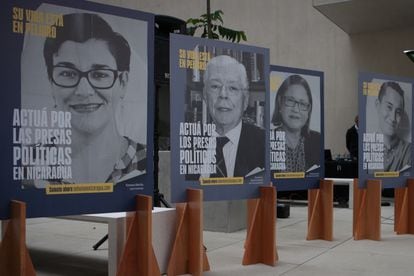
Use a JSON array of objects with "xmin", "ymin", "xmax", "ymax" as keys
[{"xmin": 213, "ymin": 136, "xmax": 229, "ymax": 177}]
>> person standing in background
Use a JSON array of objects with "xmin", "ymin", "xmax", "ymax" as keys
[{"xmin": 346, "ymin": 115, "xmax": 358, "ymax": 160}]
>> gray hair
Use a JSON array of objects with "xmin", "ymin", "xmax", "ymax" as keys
[{"xmin": 203, "ymin": 55, "xmax": 249, "ymax": 91}]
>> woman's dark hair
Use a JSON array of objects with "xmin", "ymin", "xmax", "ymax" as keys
[
  {"xmin": 43, "ymin": 13, "xmax": 131, "ymax": 80},
  {"xmin": 272, "ymin": 74, "xmax": 313, "ymax": 136},
  {"xmin": 378, "ymin": 81, "xmax": 405, "ymax": 109}
]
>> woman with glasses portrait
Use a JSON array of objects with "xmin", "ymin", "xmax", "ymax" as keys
[
  {"xmin": 42, "ymin": 12, "xmax": 146, "ymax": 184},
  {"xmin": 271, "ymin": 74, "xmax": 320, "ymax": 172}
]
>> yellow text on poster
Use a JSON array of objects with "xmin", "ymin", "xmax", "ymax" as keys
[
  {"xmin": 12, "ymin": 6, "xmax": 64, "ymax": 38},
  {"xmin": 270, "ymin": 75, "xmax": 282, "ymax": 92},
  {"xmin": 374, "ymin": 171, "xmax": 399, "ymax": 178},
  {"xmin": 178, "ymin": 48, "xmax": 211, "ymax": 70},
  {"xmin": 274, "ymin": 172, "xmax": 305, "ymax": 179},
  {"xmin": 362, "ymin": 81, "xmax": 381, "ymax": 96},
  {"xmin": 46, "ymin": 183, "xmax": 113, "ymax": 195},
  {"xmin": 200, "ymin": 177, "xmax": 243, "ymax": 186}
]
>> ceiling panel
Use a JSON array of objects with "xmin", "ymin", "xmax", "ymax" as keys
[{"xmin": 313, "ymin": 0, "xmax": 414, "ymax": 34}]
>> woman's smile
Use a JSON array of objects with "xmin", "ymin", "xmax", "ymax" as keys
[{"xmin": 69, "ymin": 103, "xmax": 103, "ymax": 114}]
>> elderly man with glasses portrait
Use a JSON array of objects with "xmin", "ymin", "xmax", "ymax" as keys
[{"xmin": 201, "ymin": 55, "xmax": 265, "ymax": 178}]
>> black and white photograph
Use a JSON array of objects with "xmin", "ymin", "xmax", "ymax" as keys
[
  {"xmin": 183, "ymin": 50, "xmax": 266, "ymax": 180},
  {"xmin": 365, "ymin": 79, "xmax": 412, "ymax": 173},
  {"xmin": 270, "ymin": 70, "xmax": 322, "ymax": 175},
  {"xmin": 19, "ymin": 4, "xmax": 149, "ymax": 188},
  {"xmin": 2, "ymin": 0, "xmax": 154, "ymax": 219},
  {"xmin": 170, "ymin": 34, "xmax": 270, "ymax": 202}
]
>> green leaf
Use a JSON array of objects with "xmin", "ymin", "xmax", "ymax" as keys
[
  {"xmin": 186, "ymin": 18, "xmax": 198, "ymax": 24},
  {"xmin": 210, "ymin": 10, "xmax": 224, "ymax": 24},
  {"xmin": 186, "ymin": 26, "xmax": 197, "ymax": 36},
  {"xmin": 185, "ymin": 9, "xmax": 247, "ymax": 42}
]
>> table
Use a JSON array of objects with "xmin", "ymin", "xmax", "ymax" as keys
[{"xmin": 62, "ymin": 207, "xmax": 176, "ymax": 276}]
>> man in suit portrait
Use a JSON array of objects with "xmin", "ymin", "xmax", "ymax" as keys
[{"xmin": 202, "ymin": 55, "xmax": 264, "ymax": 178}]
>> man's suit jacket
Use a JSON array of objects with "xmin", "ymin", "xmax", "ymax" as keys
[
  {"xmin": 346, "ymin": 125, "xmax": 358, "ymax": 159},
  {"xmin": 233, "ymin": 123, "xmax": 265, "ymax": 177},
  {"xmin": 185, "ymin": 122, "xmax": 265, "ymax": 180},
  {"xmin": 304, "ymin": 130, "xmax": 321, "ymax": 171}
]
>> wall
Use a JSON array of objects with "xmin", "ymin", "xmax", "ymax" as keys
[{"xmin": 91, "ymin": 0, "xmax": 414, "ymax": 155}]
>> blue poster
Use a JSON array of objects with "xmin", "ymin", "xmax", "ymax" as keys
[
  {"xmin": 358, "ymin": 72, "xmax": 414, "ymax": 188},
  {"xmin": 0, "ymin": 0, "xmax": 154, "ymax": 219},
  {"xmin": 269, "ymin": 66, "xmax": 324, "ymax": 191},
  {"xmin": 170, "ymin": 34, "xmax": 270, "ymax": 202}
]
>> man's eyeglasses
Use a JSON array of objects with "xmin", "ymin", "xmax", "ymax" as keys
[
  {"xmin": 52, "ymin": 66, "xmax": 119, "ymax": 89},
  {"xmin": 207, "ymin": 82, "xmax": 245, "ymax": 96},
  {"xmin": 283, "ymin": 96, "xmax": 311, "ymax": 111}
]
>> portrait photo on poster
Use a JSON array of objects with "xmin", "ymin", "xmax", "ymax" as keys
[
  {"xmin": 364, "ymin": 79, "xmax": 412, "ymax": 174},
  {"xmin": 17, "ymin": 3, "xmax": 149, "ymax": 189},
  {"xmin": 181, "ymin": 48, "xmax": 266, "ymax": 185},
  {"xmin": 269, "ymin": 71, "xmax": 321, "ymax": 177}
]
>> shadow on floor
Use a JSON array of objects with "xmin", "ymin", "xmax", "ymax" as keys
[{"xmin": 29, "ymin": 247, "xmax": 107, "ymax": 276}]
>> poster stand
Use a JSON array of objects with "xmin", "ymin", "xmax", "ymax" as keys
[
  {"xmin": 353, "ymin": 179, "xmax": 381, "ymax": 240},
  {"xmin": 307, "ymin": 179, "xmax": 333, "ymax": 241},
  {"xmin": 167, "ymin": 188, "xmax": 209, "ymax": 276},
  {"xmin": 394, "ymin": 179, "xmax": 414, "ymax": 234},
  {"xmin": 116, "ymin": 195, "xmax": 160, "ymax": 276},
  {"xmin": 242, "ymin": 186, "xmax": 278, "ymax": 266},
  {"xmin": 0, "ymin": 200, "xmax": 36, "ymax": 276}
]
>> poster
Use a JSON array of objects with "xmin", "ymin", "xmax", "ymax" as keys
[
  {"xmin": 0, "ymin": 0, "xmax": 154, "ymax": 219},
  {"xmin": 359, "ymin": 72, "xmax": 413, "ymax": 188},
  {"xmin": 269, "ymin": 66, "xmax": 324, "ymax": 191},
  {"xmin": 170, "ymin": 34, "xmax": 270, "ymax": 202}
]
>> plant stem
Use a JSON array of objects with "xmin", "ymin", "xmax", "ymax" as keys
[{"xmin": 207, "ymin": 0, "xmax": 212, "ymax": 38}]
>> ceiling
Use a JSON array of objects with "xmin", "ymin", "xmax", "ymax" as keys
[{"xmin": 313, "ymin": 0, "xmax": 414, "ymax": 34}]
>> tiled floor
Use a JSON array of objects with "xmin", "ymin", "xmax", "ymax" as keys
[{"xmin": 19, "ymin": 202, "xmax": 414, "ymax": 275}]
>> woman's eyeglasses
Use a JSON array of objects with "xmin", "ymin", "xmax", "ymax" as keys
[
  {"xmin": 52, "ymin": 66, "xmax": 119, "ymax": 89},
  {"xmin": 283, "ymin": 96, "xmax": 310, "ymax": 111}
]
